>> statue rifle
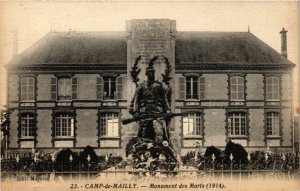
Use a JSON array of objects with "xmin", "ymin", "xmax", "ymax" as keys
[{"xmin": 122, "ymin": 112, "xmax": 192, "ymax": 125}]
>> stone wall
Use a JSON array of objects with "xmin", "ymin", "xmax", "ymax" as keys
[
  {"xmin": 282, "ymin": 108, "xmax": 292, "ymax": 146},
  {"xmin": 281, "ymin": 73, "xmax": 292, "ymax": 101},
  {"xmin": 37, "ymin": 75, "xmax": 54, "ymax": 101},
  {"xmin": 204, "ymin": 74, "xmax": 228, "ymax": 100},
  {"xmin": 8, "ymin": 110, "xmax": 18, "ymax": 148},
  {"xmin": 248, "ymin": 109, "xmax": 265, "ymax": 147},
  {"xmin": 204, "ymin": 109, "xmax": 226, "ymax": 147},
  {"xmin": 36, "ymin": 110, "xmax": 53, "ymax": 147},
  {"xmin": 77, "ymin": 74, "xmax": 98, "ymax": 100},
  {"xmin": 8, "ymin": 74, "xmax": 19, "ymax": 103},
  {"xmin": 76, "ymin": 109, "xmax": 98, "ymax": 147},
  {"xmin": 246, "ymin": 74, "xmax": 264, "ymax": 100}
]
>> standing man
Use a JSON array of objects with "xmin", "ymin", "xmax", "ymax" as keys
[{"xmin": 130, "ymin": 63, "xmax": 171, "ymax": 142}]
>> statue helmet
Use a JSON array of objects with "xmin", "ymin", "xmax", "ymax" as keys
[
  {"xmin": 145, "ymin": 64, "xmax": 155, "ymax": 75},
  {"xmin": 146, "ymin": 56, "xmax": 157, "ymax": 75}
]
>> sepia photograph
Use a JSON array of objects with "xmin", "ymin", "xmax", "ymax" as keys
[{"xmin": 0, "ymin": 1, "xmax": 299, "ymax": 191}]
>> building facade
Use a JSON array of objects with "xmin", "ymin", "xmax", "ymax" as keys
[{"xmin": 5, "ymin": 19, "xmax": 295, "ymax": 155}]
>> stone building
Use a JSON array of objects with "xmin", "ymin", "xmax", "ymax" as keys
[{"xmin": 5, "ymin": 19, "xmax": 295, "ymax": 155}]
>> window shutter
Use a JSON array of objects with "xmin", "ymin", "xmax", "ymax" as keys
[
  {"xmin": 20, "ymin": 78, "xmax": 27, "ymax": 101},
  {"xmin": 238, "ymin": 77, "xmax": 244, "ymax": 100},
  {"xmin": 28, "ymin": 78, "xmax": 35, "ymax": 101},
  {"xmin": 273, "ymin": 77, "xmax": 280, "ymax": 100},
  {"xmin": 273, "ymin": 113, "xmax": 279, "ymax": 135},
  {"xmin": 116, "ymin": 76, "xmax": 123, "ymax": 100},
  {"xmin": 51, "ymin": 77, "xmax": 57, "ymax": 100},
  {"xmin": 96, "ymin": 76, "xmax": 103, "ymax": 100},
  {"xmin": 72, "ymin": 77, "xmax": 78, "ymax": 100},
  {"xmin": 199, "ymin": 76, "xmax": 205, "ymax": 100},
  {"xmin": 177, "ymin": 76, "xmax": 186, "ymax": 100},
  {"xmin": 122, "ymin": 76, "xmax": 128, "ymax": 99},
  {"xmin": 33, "ymin": 114, "xmax": 37, "ymax": 137},
  {"xmin": 230, "ymin": 77, "xmax": 235, "ymax": 100}
]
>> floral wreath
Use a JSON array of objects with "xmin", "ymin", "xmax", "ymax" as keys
[{"xmin": 130, "ymin": 55, "xmax": 172, "ymax": 87}]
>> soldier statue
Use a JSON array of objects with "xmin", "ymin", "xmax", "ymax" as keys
[
  {"xmin": 123, "ymin": 56, "xmax": 183, "ymax": 171},
  {"xmin": 130, "ymin": 63, "xmax": 171, "ymax": 143}
]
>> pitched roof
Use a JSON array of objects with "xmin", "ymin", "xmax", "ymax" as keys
[
  {"xmin": 175, "ymin": 32, "xmax": 292, "ymax": 64},
  {"xmin": 11, "ymin": 31, "xmax": 127, "ymax": 65},
  {"xmin": 9, "ymin": 31, "xmax": 292, "ymax": 66}
]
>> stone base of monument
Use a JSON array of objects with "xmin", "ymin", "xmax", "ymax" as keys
[{"xmin": 123, "ymin": 137, "xmax": 178, "ymax": 175}]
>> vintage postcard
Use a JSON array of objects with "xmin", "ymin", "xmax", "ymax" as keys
[{"xmin": 0, "ymin": 1, "xmax": 299, "ymax": 191}]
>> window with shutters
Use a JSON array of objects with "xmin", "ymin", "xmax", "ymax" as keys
[
  {"xmin": 182, "ymin": 113, "xmax": 202, "ymax": 137},
  {"xmin": 54, "ymin": 113, "xmax": 74, "ymax": 137},
  {"xmin": 230, "ymin": 76, "xmax": 245, "ymax": 101},
  {"xmin": 266, "ymin": 77, "xmax": 280, "ymax": 101},
  {"xmin": 20, "ymin": 77, "xmax": 35, "ymax": 101},
  {"xmin": 186, "ymin": 76, "xmax": 198, "ymax": 99},
  {"xmin": 266, "ymin": 112, "xmax": 280, "ymax": 136},
  {"xmin": 180, "ymin": 75, "xmax": 205, "ymax": 100},
  {"xmin": 52, "ymin": 76, "xmax": 77, "ymax": 101},
  {"xmin": 99, "ymin": 113, "xmax": 119, "ymax": 137},
  {"xmin": 103, "ymin": 77, "xmax": 116, "ymax": 100},
  {"xmin": 20, "ymin": 113, "xmax": 36, "ymax": 138},
  {"xmin": 58, "ymin": 78, "xmax": 71, "ymax": 100},
  {"xmin": 227, "ymin": 112, "xmax": 247, "ymax": 136}
]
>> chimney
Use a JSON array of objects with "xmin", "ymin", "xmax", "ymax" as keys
[
  {"xmin": 12, "ymin": 30, "xmax": 19, "ymax": 57},
  {"xmin": 280, "ymin": 28, "xmax": 288, "ymax": 58}
]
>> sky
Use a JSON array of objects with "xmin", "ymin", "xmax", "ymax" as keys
[{"xmin": 0, "ymin": 1, "xmax": 298, "ymax": 112}]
